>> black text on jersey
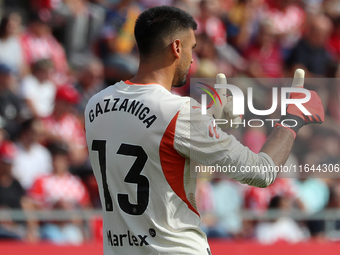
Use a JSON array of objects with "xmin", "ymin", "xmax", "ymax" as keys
[
  {"xmin": 107, "ymin": 230, "xmax": 149, "ymax": 247},
  {"xmin": 88, "ymin": 97, "xmax": 157, "ymax": 128}
]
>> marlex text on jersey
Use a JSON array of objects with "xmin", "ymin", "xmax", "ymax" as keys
[
  {"xmin": 88, "ymin": 97, "xmax": 157, "ymax": 128},
  {"xmin": 106, "ymin": 230, "xmax": 150, "ymax": 247}
]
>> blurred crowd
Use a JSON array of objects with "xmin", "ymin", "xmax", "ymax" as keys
[{"xmin": 0, "ymin": 0, "xmax": 340, "ymax": 245}]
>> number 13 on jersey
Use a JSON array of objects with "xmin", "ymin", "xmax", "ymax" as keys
[{"xmin": 91, "ymin": 140, "xmax": 150, "ymax": 215}]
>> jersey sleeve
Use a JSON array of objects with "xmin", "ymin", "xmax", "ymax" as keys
[{"xmin": 173, "ymin": 99, "xmax": 276, "ymax": 188}]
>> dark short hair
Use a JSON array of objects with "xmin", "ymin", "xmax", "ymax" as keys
[
  {"xmin": 134, "ymin": 6, "xmax": 197, "ymax": 57},
  {"xmin": 32, "ymin": 58, "xmax": 54, "ymax": 72},
  {"xmin": 20, "ymin": 118, "xmax": 36, "ymax": 135},
  {"xmin": 48, "ymin": 141, "xmax": 69, "ymax": 156}
]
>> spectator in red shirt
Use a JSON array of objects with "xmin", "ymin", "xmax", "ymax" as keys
[
  {"xmin": 263, "ymin": 0, "xmax": 305, "ymax": 54},
  {"xmin": 21, "ymin": 11, "xmax": 69, "ymax": 84},
  {"xmin": 195, "ymin": 0, "xmax": 246, "ymax": 71},
  {"xmin": 195, "ymin": 0, "xmax": 226, "ymax": 47},
  {"xmin": 244, "ymin": 177, "xmax": 303, "ymax": 213},
  {"xmin": 29, "ymin": 141, "xmax": 90, "ymax": 244},
  {"xmin": 42, "ymin": 85, "xmax": 87, "ymax": 166},
  {"xmin": 327, "ymin": 17, "xmax": 340, "ymax": 61},
  {"xmin": 244, "ymin": 20, "xmax": 284, "ymax": 78}
]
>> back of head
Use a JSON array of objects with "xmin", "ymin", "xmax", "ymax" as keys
[
  {"xmin": 48, "ymin": 141, "xmax": 69, "ymax": 157},
  {"xmin": 268, "ymin": 195, "xmax": 282, "ymax": 209},
  {"xmin": 20, "ymin": 118, "xmax": 35, "ymax": 135},
  {"xmin": 134, "ymin": 5, "xmax": 197, "ymax": 58},
  {"xmin": 32, "ymin": 58, "xmax": 54, "ymax": 72}
]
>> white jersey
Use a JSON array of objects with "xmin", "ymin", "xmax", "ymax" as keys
[{"xmin": 85, "ymin": 81, "xmax": 276, "ymax": 255}]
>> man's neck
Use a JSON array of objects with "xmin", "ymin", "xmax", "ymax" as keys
[
  {"xmin": 129, "ymin": 60, "xmax": 175, "ymax": 91},
  {"xmin": 20, "ymin": 139, "xmax": 33, "ymax": 151}
]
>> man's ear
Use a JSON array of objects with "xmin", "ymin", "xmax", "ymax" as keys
[{"xmin": 171, "ymin": 39, "xmax": 181, "ymax": 59}]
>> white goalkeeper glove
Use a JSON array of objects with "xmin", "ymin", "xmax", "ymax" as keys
[{"xmin": 207, "ymin": 73, "xmax": 242, "ymax": 129}]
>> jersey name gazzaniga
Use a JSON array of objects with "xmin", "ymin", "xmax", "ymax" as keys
[{"xmin": 88, "ymin": 97, "xmax": 157, "ymax": 128}]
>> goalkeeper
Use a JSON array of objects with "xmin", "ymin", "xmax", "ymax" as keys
[{"xmin": 85, "ymin": 5, "xmax": 324, "ymax": 255}]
